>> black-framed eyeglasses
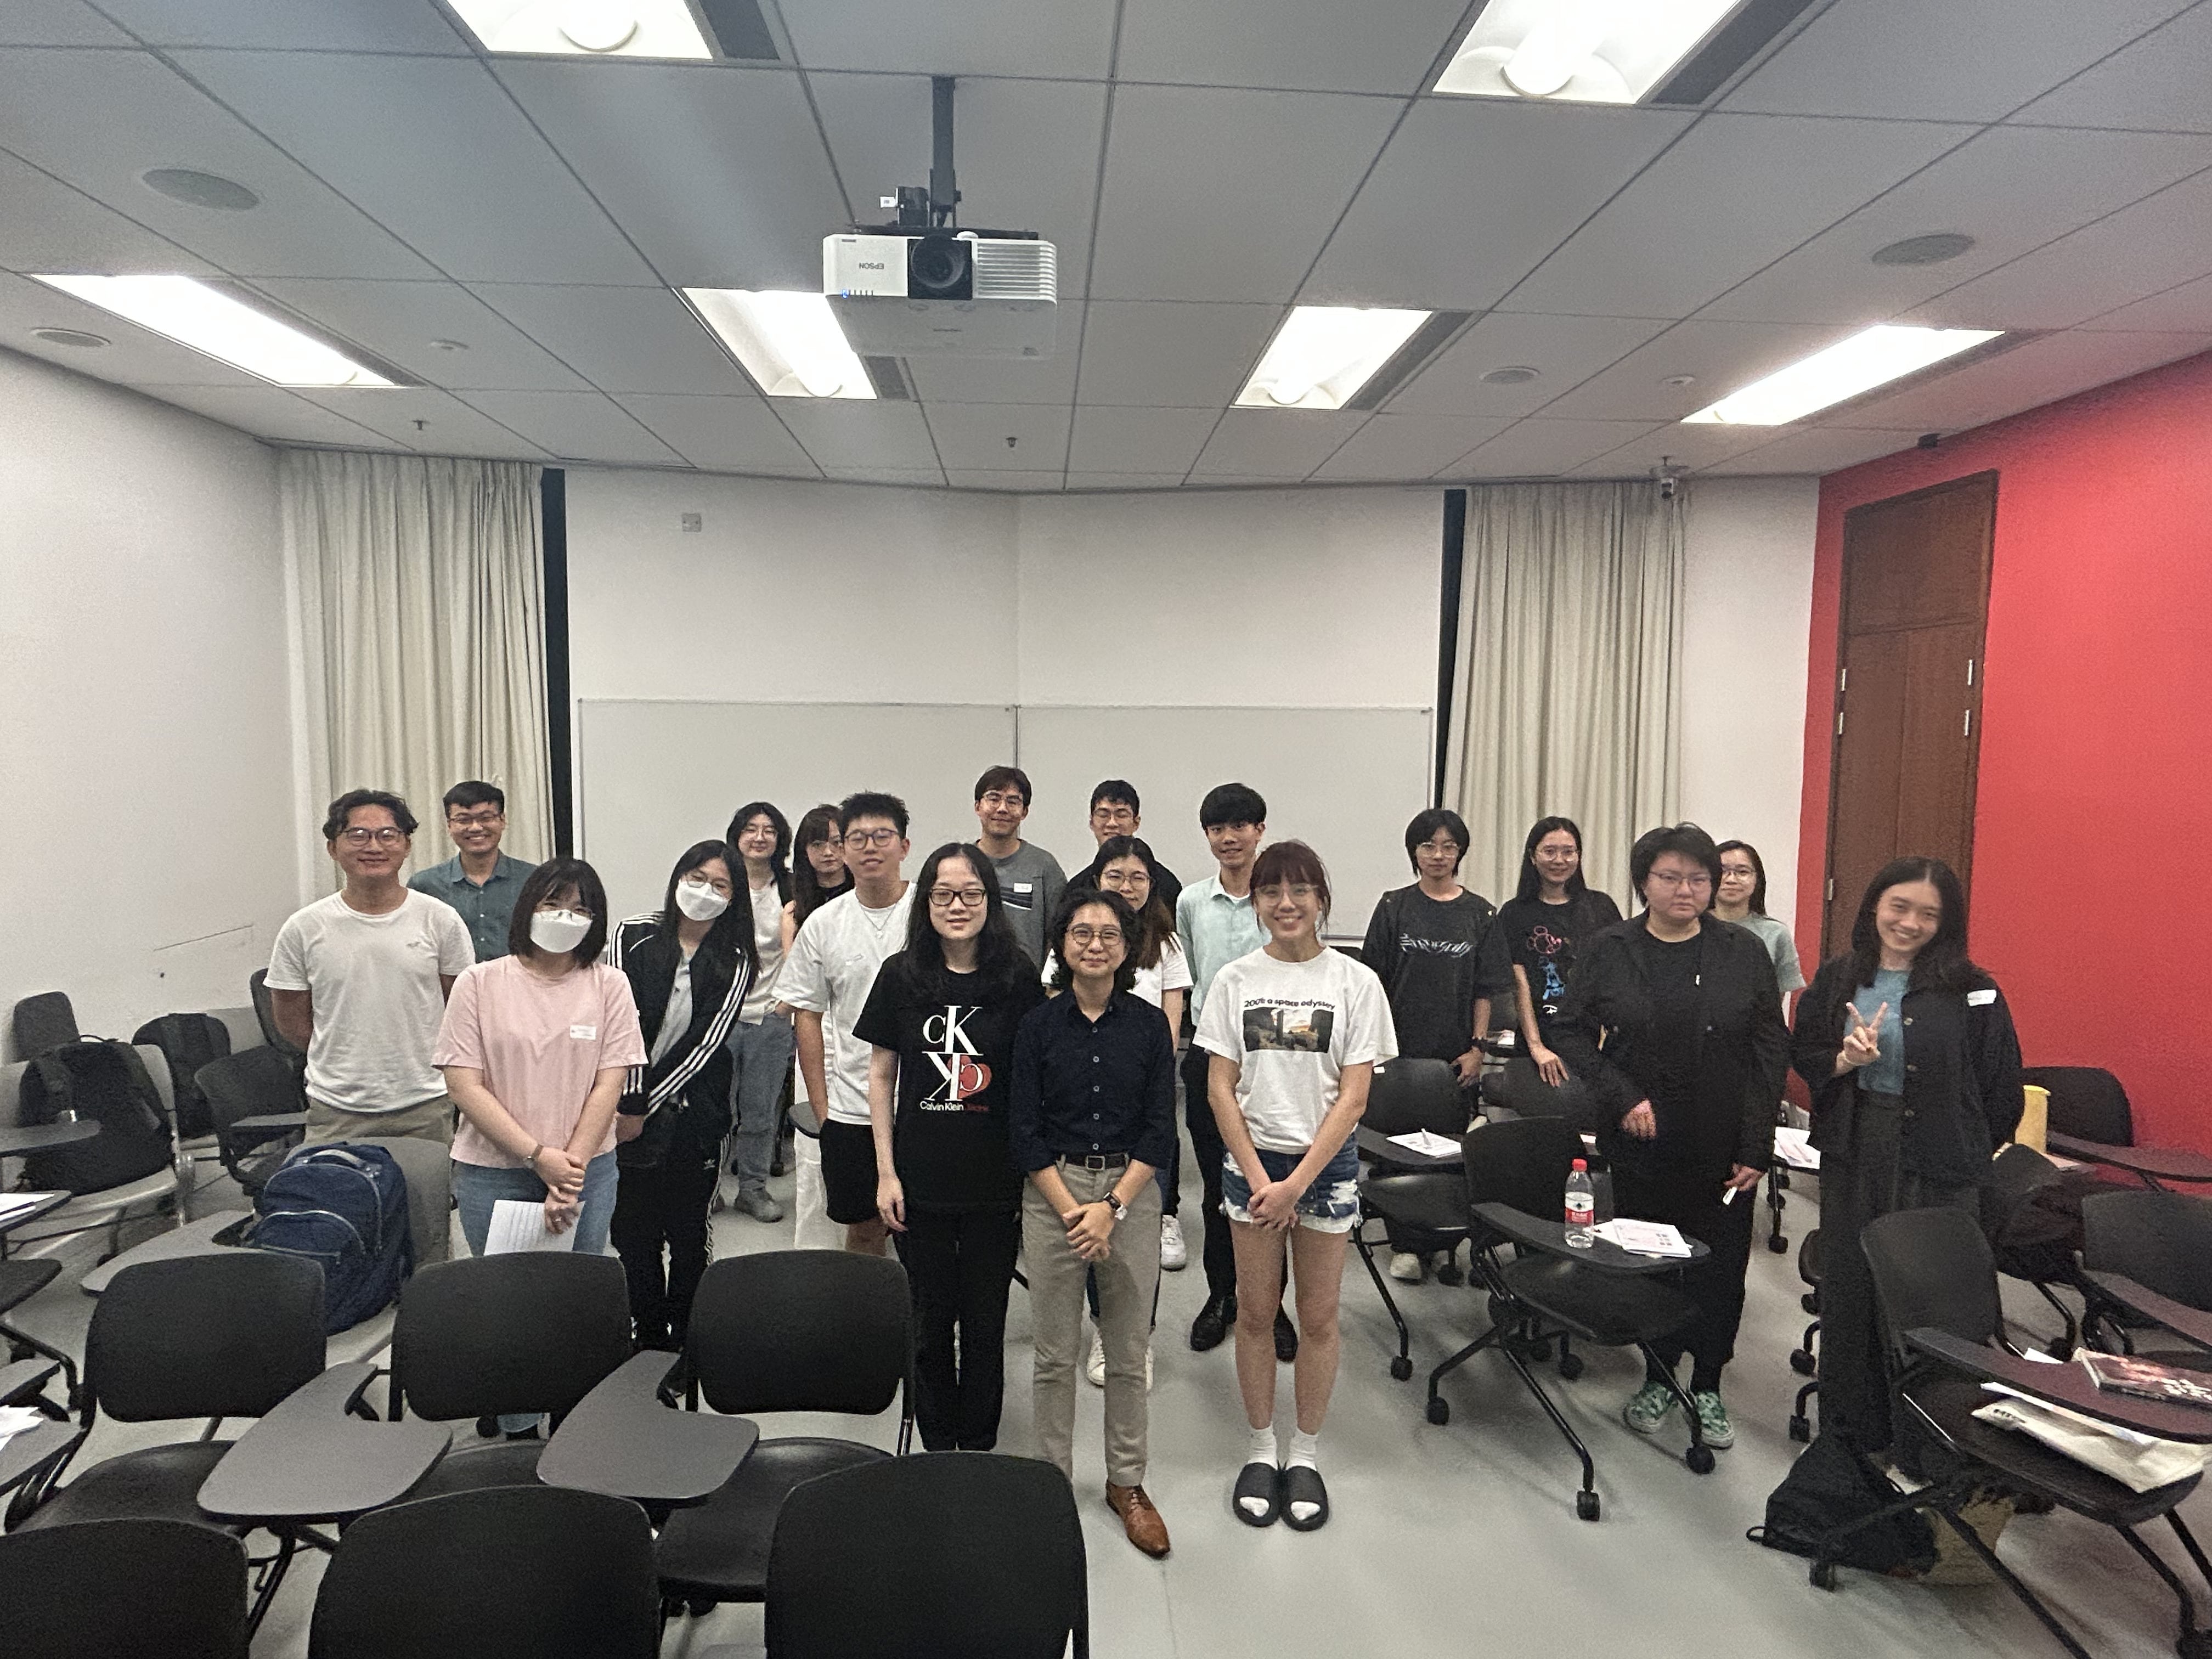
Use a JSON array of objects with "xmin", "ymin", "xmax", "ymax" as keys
[
  {"xmin": 928, "ymin": 887, "xmax": 988, "ymax": 909},
  {"xmin": 842, "ymin": 828, "xmax": 899, "ymax": 849}
]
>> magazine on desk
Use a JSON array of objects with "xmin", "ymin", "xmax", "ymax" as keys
[{"xmin": 2080, "ymin": 1351, "xmax": 2212, "ymax": 1409}]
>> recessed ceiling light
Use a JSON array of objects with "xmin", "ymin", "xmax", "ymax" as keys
[
  {"xmin": 680, "ymin": 288, "xmax": 873, "ymax": 398},
  {"xmin": 1235, "ymin": 306, "xmax": 1432, "ymax": 411},
  {"xmin": 1871, "ymin": 233, "xmax": 1977, "ymax": 267},
  {"xmin": 1480, "ymin": 365, "xmax": 1542, "ymax": 385},
  {"xmin": 1435, "ymin": 0, "xmax": 1749, "ymax": 104},
  {"xmin": 140, "ymin": 168, "xmax": 259, "ymax": 211},
  {"xmin": 29, "ymin": 274, "xmax": 396, "ymax": 387},
  {"xmin": 32, "ymin": 327, "xmax": 109, "ymax": 348},
  {"xmin": 1660, "ymin": 373, "xmax": 1699, "ymax": 387},
  {"xmin": 1682, "ymin": 324, "xmax": 2001, "ymax": 426},
  {"xmin": 445, "ymin": 0, "xmax": 709, "ymax": 58}
]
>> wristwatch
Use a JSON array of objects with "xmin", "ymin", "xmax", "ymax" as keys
[{"xmin": 1104, "ymin": 1194, "xmax": 1127, "ymax": 1223}]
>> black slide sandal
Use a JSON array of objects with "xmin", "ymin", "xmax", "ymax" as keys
[
  {"xmin": 1233, "ymin": 1461, "xmax": 1282, "ymax": 1527},
  {"xmin": 1281, "ymin": 1465, "xmax": 1330, "ymax": 1531}
]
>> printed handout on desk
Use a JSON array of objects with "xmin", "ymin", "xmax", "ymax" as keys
[
  {"xmin": 0, "ymin": 1192, "xmax": 61, "ymax": 1226},
  {"xmin": 1387, "ymin": 1130, "xmax": 1462, "ymax": 1159},
  {"xmin": 1771, "ymin": 1127, "xmax": 1820, "ymax": 1171},
  {"xmin": 486, "ymin": 1198, "xmax": 576, "ymax": 1255},
  {"xmin": 1592, "ymin": 1218, "xmax": 1692, "ymax": 1258},
  {"xmin": 0, "ymin": 1404, "xmax": 47, "ymax": 1449}
]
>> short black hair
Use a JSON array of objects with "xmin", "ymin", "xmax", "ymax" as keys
[
  {"xmin": 1403, "ymin": 807, "xmax": 1470, "ymax": 872},
  {"xmin": 1199, "ymin": 782, "xmax": 1266, "ymax": 830},
  {"xmin": 323, "ymin": 789, "xmax": 416, "ymax": 843},
  {"xmin": 1090, "ymin": 779, "xmax": 1139, "ymax": 815},
  {"xmin": 1046, "ymin": 888, "xmax": 1141, "ymax": 997},
  {"xmin": 1714, "ymin": 839, "xmax": 1769, "ymax": 915},
  {"xmin": 508, "ymin": 855, "xmax": 610, "ymax": 966},
  {"xmin": 974, "ymin": 765, "xmax": 1032, "ymax": 806},
  {"xmin": 1628, "ymin": 822, "xmax": 1722, "ymax": 899},
  {"xmin": 443, "ymin": 780, "xmax": 505, "ymax": 815},
  {"xmin": 838, "ymin": 791, "xmax": 910, "ymax": 838}
]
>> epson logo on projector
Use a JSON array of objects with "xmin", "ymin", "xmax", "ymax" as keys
[{"xmin": 823, "ymin": 230, "xmax": 1057, "ymax": 357}]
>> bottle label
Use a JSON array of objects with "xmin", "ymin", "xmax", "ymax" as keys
[{"xmin": 1565, "ymin": 1197, "xmax": 1593, "ymax": 1224}]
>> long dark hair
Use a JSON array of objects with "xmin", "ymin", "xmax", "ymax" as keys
[
  {"xmin": 1092, "ymin": 834, "xmax": 1175, "ymax": 971},
  {"xmin": 725, "ymin": 800, "xmax": 791, "ymax": 902},
  {"xmin": 903, "ymin": 843, "xmax": 1024, "ymax": 985},
  {"xmin": 506, "ymin": 856, "xmax": 610, "ymax": 966},
  {"xmin": 1714, "ymin": 839, "xmax": 1769, "ymax": 915},
  {"xmin": 1848, "ymin": 856, "xmax": 1982, "ymax": 996},
  {"xmin": 660, "ymin": 840, "xmax": 756, "ymax": 979},
  {"xmin": 1515, "ymin": 816, "xmax": 1589, "ymax": 904},
  {"xmin": 789, "ymin": 804, "xmax": 850, "ymax": 927}
]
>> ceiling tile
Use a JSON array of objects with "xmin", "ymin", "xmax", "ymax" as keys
[
  {"xmin": 1116, "ymin": 0, "xmax": 1469, "ymax": 94},
  {"xmin": 1188, "ymin": 408, "xmax": 1369, "ymax": 477},
  {"xmin": 1822, "ymin": 328, "xmax": 2212, "ymax": 432},
  {"xmin": 2081, "ymin": 272, "xmax": 2212, "ymax": 332},
  {"xmin": 924, "ymin": 400, "xmax": 1073, "ymax": 471},
  {"xmin": 2010, "ymin": 4, "xmax": 2212, "ymax": 133},
  {"xmin": 1066, "ymin": 405, "xmax": 1221, "ymax": 473},
  {"xmin": 88, "ymin": 0, "xmax": 470, "ymax": 51},
  {"xmin": 614, "ymin": 393, "xmax": 820, "ymax": 475},
  {"xmin": 493, "ymin": 60, "xmax": 842, "ymax": 290},
  {"xmin": 137, "ymin": 383, "xmax": 407, "ymax": 447},
  {"xmin": 1310, "ymin": 413, "xmax": 1513, "ymax": 480},
  {"xmin": 0, "ymin": 268, "xmax": 264, "ymax": 385},
  {"xmin": 1721, "ymin": 0, "xmax": 2191, "ymax": 122},
  {"xmin": 1500, "ymin": 114, "xmax": 1974, "ymax": 320},
  {"xmin": 1447, "ymin": 417, "xmax": 1664, "ymax": 478},
  {"xmin": 458, "ymin": 390, "xmax": 687, "ymax": 465},
  {"xmin": 778, "ymin": 400, "xmax": 943, "ymax": 472},
  {"xmin": 810, "ymin": 74, "xmax": 1105, "ymax": 298},
  {"xmin": 170, "ymin": 50, "xmax": 658, "ymax": 285},
  {"xmin": 1302, "ymin": 100, "xmax": 1695, "ymax": 312},
  {"xmin": 904, "ymin": 318, "xmax": 1082, "ymax": 404},
  {"xmin": 1090, "ymin": 86, "xmax": 1403, "ymax": 302},
  {"xmin": 777, "ymin": 0, "xmax": 1116, "ymax": 76},
  {"xmin": 0, "ymin": 4, "xmax": 134, "ymax": 46},
  {"xmin": 1701, "ymin": 125, "xmax": 2212, "ymax": 325},
  {"xmin": 1562, "ymin": 421, "xmax": 1778, "ymax": 478},
  {"xmin": 945, "ymin": 469, "xmax": 1065, "ymax": 490},
  {"xmin": 1713, "ymin": 427, "xmax": 1915, "ymax": 475},
  {"xmin": 1064, "ymin": 472, "xmax": 1187, "ymax": 490},
  {"xmin": 290, "ymin": 386, "xmax": 552, "ymax": 458},
  {"xmin": 0, "ymin": 147, "xmax": 210, "ymax": 274},
  {"xmin": 246, "ymin": 278, "xmax": 594, "ymax": 390},
  {"xmin": 1074, "ymin": 300, "xmax": 1282, "ymax": 407},
  {"xmin": 1537, "ymin": 319, "xmax": 1851, "ymax": 421},
  {"xmin": 1386, "ymin": 312, "xmax": 1669, "ymax": 417},
  {"xmin": 469, "ymin": 284, "xmax": 758, "ymax": 394},
  {"xmin": 0, "ymin": 48, "xmax": 441, "ymax": 280}
]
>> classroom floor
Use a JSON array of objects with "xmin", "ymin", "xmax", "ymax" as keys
[{"xmin": 5, "ymin": 1144, "xmax": 2199, "ymax": 1658}]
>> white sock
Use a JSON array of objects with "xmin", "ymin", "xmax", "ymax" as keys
[
  {"xmin": 1285, "ymin": 1430, "xmax": 1322, "ymax": 1522},
  {"xmin": 1247, "ymin": 1423, "xmax": 1280, "ymax": 1466}
]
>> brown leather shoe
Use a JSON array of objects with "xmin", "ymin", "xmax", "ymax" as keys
[{"xmin": 1105, "ymin": 1482, "xmax": 1171, "ymax": 1558}]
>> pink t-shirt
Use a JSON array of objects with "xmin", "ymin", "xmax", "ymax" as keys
[{"xmin": 434, "ymin": 956, "xmax": 647, "ymax": 1168}]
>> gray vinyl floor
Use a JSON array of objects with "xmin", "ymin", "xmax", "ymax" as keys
[{"xmin": 5, "ymin": 1141, "xmax": 2199, "ymax": 1659}]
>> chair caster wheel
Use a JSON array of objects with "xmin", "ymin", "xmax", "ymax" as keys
[
  {"xmin": 1810, "ymin": 1561, "xmax": 1837, "ymax": 1592},
  {"xmin": 1437, "ymin": 1260, "xmax": 1464, "ymax": 1287},
  {"xmin": 1530, "ymin": 1341, "xmax": 1553, "ymax": 1362},
  {"xmin": 1425, "ymin": 1397, "xmax": 1450, "ymax": 1426},
  {"xmin": 1686, "ymin": 1444, "xmax": 1716, "ymax": 1475},
  {"xmin": 1558, "ymin": 1353, "xmax": 1584, "ymax": 1380},
  {"xmin": 1788, "ymin": 1415, "xmax": 1810, "ymax": 1443},
  {"xmin": 1801, "ymin": 1293, "xmax": 1820, "ymax": 1316},
  {"xmin": 1767, "ymin": 1234, "xmax": 1790, "ymax": 1254},
  {"xmin": 1390, "ymin": 1356, "xmax": 1413, "ymax": 1381},
  {"xmin": 1576, "ymin": 1490, "xmax": 1600, "ymax": 1522},
  {"xmin": 685, "ymin": 1599, "xmax": 715, "ymax": 1618},
  {"xmin": 1790, "ymin": 1350, "xmax": 1815, "ymax": 1377}
]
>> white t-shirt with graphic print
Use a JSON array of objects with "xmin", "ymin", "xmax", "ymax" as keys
[{"xmin": 1195, "ymin": 945, "xmax": 1397, "ymax": 1152}]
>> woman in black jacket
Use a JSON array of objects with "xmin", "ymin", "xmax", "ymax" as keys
[
  {"xmin": 1551, "ymin": 823, "xmax": 1787, "ymax": 1454},
  {"xmin": 607, "ymin": 840, "xmax": 755, "ymax": 1350},
  {"xmin": 1791, "ymin": 856, "xmax": 2022, "ymax": 1448}
]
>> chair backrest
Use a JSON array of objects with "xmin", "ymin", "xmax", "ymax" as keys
[
  {"xmin": 11, "ymin": 991, "xmax": 80, "ymax": 1060},
  {"xmin": 309, "ymin": 1487, "xmax": 658, "ymax": 1659},
  {"xmin": 2020, "ymin": 1065, "xmax": 2133, "ymax": 1146},
  {"xmin": 1459, "ymin": 1116, "xmax": 1583, "ymax": 1221},
  {"xmin": 1363, "ymin": 1058, "xmax": 1466, "ymax": 1137},
  {"xmin": 87, "ymin": 1253, "xmax": 325, "ymax": 1424},
  {"xmin": 196, "ymin": 1046, "xmax": 306, "ymax": 1137},
  {"xmin": 766, "ymin": 1453, "xmax": 1085, "ymax": 1659},
  {"xmin": 1860, "ymin": 1207, "xmax": 2001, "ymax": 1355},
  {"xmin": 392, "ymin": 1253, "xmax": 631, "ymax": 1423},
  {"xmin": 249, "ymin": 969, "xmax": 305, "ymax": 1062},
  {"xmin": 2083, "ymin": 1190, "xmax": 2212, "ymax": 1311},
  {"xmin": 688, "ymin": 1250, "xmax": 911, "ymax": 1418},
  {"xmin": 0, "ymin": 1517, "xmax": 248, "ymax": 1659}
]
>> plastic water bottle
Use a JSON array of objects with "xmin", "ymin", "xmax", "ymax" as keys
[{"xmin": 1564, "ymin": 1159, "xmax": 1595, "ymax": 1248}]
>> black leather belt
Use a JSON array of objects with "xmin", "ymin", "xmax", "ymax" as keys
[{"xmin": 1061, "ymin": 1153, "xmax": 1130, "ymax": 1171}]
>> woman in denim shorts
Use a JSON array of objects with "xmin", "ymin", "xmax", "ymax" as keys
[{"xmin": 1194, "ymin": 841, "xmax": 1397, "ymax": 1533}]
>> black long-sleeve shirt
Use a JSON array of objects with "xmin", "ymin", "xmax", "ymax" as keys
[{"xmin": 1007, "ymin": 989, "xmax": 1178, "ymax": 1175}]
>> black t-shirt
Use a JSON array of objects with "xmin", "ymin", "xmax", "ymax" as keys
[
  {"xmin": 851, "ymin": 951, "xmax": 1048, "ymax": 1210},
  {"xmin": 1633, "ymin": 928, "xmax": 1705, "ymax": 1125},
  {"xmin": 1481, "ymin": 891, "xmax": 1624, "ymax": 1035},
  {"xmin": 1359, "ymin": 885, "xmax": 1497, "ymax": 1063}
]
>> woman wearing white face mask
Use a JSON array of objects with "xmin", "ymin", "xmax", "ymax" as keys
[{"xmin": 606, "ymin": 841, "xmax": 756, "ymax": 1350}]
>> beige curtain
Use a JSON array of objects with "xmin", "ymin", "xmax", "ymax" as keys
[
  {"xmin": 1442, "ymin": 481, "xmax": 1684, "ymax": 910},
  {"xmin": 281, "ymin": 450, "xmax": 550, "ymax": 893}
]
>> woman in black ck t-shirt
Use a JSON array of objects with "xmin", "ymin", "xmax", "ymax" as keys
[
  {"xmin": 855, "ymin": 842, "xmax": 1047, "ymax": 1452},
  {"xmin": 1477, "ymin": 816, "xmax": 1622, "ymax": 1124}
]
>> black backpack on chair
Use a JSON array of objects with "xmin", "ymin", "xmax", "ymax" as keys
[
  {"xmin": 18, "ymin": 1039, "xmax": 174, "ymax": 1193},
  {"xmin": 131, "ymin": 1014, "xmax": 233, "ymax": 1140}
]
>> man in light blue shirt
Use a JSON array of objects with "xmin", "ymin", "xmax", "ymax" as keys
[{"xmin": 408, "ymin": 780, "xmax": 536, "ymax": 962}]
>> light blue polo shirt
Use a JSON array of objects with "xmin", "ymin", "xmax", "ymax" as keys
[{"xmin": 1176, "ymin": 876, "xmax": 1266, "ymax": 1019}]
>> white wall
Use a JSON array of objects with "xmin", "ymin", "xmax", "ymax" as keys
[{"xmin": 0, "ymin": 349, "xmax": 293, "ymax": 1051}]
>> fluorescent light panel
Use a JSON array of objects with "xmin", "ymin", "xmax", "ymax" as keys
[
  {"xmin": 1683, "ymin": 325, "xmax": 2003, "ymax": 426},
  {"xmin": 31, "ymin": 274, "xmax": 394, "ymax": 387},
  {"xmin": 1235, "ymin": 306, "xmax": 1432, "ymax": 411},
  {"xmin": 446, "ymin": 0, "xmax": 712, "ymax": 58},
  {"xmin": 1436, "ymin": 0, "xmax": 1746, "ymax": 104},
  {"xmin": 681, "ymin": 289, "xmax": 873, "ymax": 399}
]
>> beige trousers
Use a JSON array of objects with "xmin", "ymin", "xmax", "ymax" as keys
[
  {"xmin": 304, "ymin": 1092, "xmax": 455, "ymax": 1147},
  {"xmin": 1024, "ymin": 1162, "xmax": 1161, "ymax": 1489}
]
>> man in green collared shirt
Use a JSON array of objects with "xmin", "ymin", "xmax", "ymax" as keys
[{"xmin": 408, "ymin": 780, "xmax": 537, "ymax": 962}]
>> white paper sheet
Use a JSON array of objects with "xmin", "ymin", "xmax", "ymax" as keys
[
  {"xmin": 0, "ymin": 1192, "xmax": 61, "ymax": 1225},
  {"xmin": 486, "ymin": 1198, "xmax": 575, "ymax": 1255},
  {"xmin": 0, "ymin": 1404, "xmax": 47, "ymax": 1449},
  {"xmin": 1387, "ymin": 1130, "xmax": 1461, "ymax": 1158},
  {"xmin": 1592, "ymin": 1218, "xmax": 1693, "ymax": 1258},
  {"xmin": 1772, "ymin": 1126, "xmax": 1820, "ymax": 1170}
]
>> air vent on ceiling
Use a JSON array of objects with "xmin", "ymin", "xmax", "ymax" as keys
[
  {"xmin": 699, "ymin": 0, "xmax": 779, "ymax": 59},
  {"xmin": 862, "ymin": 356, "xmax": 912, "ymax": 400},
  {"xmin": 1345, "ymin": 311, "xmax": 1475, "ymax": 411},
  {"xmin": 1649, "ymin": 0, "xmax": 1823, "ymax": 106}
]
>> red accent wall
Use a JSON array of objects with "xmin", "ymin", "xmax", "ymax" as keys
[{"xmin": 1797, "ymin": 350, "xmax": 2212, "ymax": 1153}]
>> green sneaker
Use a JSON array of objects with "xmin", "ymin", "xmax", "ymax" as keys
[
  {"xmin": 1622, "ymin": 1381, "xmax": 1676, "ymax": 1435},
  {"xmin": 1691, "ymin": 1390, "xmax": 1735, "ymax": 1449}
]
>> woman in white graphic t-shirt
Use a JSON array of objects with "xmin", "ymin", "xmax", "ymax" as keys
[{"xmin": 1195, "ymin": 840, "xmax": 1397, "ymax": 1536}]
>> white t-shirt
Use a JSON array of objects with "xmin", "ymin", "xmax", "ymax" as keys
[
  {"xmin": 1041, "ymin": 935, "xmax": 1193, "ymax": 1010},
  {"xmin": 1195, "ymin": 946, "xmax": 1398, "ymax": 1152},
  {"xmin": 776, "ymin": 885, "xmax": 916, "ymax": 1126},
  {"xmin": 267, "ymin": 889, "xmax": 475, "ymax": 1112},
  {"xmin": 740, "ymin": 878, "xmax": 786, "ymax": 1023}
]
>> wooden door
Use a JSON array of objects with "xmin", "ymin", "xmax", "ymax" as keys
[{"xmin": 1820, "ymin": 472, "xmax": 1996, "ymax": 956}]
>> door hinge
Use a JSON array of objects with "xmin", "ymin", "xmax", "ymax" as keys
[
  {"xmin": 1836, "ymin": 710, "xmax": 1845, "ymax": 737},
  {"xmin": 1838, "ymin": 667, "xmax": 1848, "ymax": 693},
  {"xmin": 1963, "ymin": 708, "xmax": 1973, "ymax": 738},
  {"xmin": 1966, "ymin": 658, "xmax": 1976, "ymax": 687},
  {"xmin": 1826, "ymin": 877, "xmax": 1835, "ymax": 901}
]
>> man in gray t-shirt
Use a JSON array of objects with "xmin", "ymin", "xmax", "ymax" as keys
[{"xmin": 972, "ymin": 764, "xmax": 1066, "ymax": 969}]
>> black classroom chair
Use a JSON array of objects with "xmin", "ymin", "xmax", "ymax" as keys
[
  {"xmin": 2083, "ymin": 1188, "xmax": 2212, "ymax": 1369},
  {"xmin": 1352, "ymin": 1058, "xmax": 1472, "ymax": 1380},
  {"xmin": 195, "ymin": 1047, "xmax": 307, "ymax": 1200},
  {"xmin": 1787, "ymin": 1228, "xmax": 1822, "ymax": 1443},
  {"xmin": 247, "ymin": 969, "xmax": 307, "ymax": 1068},
  {"xmin": 0, "ymin": 1516, "xmax": 250, "ymax": 1659},
  {"xmin": 0, "ymin": 1255, "xmax": 80, "ymax": 1409}
]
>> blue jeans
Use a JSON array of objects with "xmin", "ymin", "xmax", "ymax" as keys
[{"xmin": 726, "ymin": 1014, "xmax": 796, "ymax": 1194}]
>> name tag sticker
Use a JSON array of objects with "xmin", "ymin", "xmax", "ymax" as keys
[
  {"xmin": 570, "ymin": 1024, "xmax": 598, "ymax": 1040},
  {"xmin": 1013, "ymin": 883, "xmax": 1034, "ymax": 893},
  {"xmin": 1966, "ymin": 989, "xmax": 1996, "ymax": 1006}
]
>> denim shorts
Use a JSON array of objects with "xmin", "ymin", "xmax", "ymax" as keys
[{"xmin": 1220, "ymin": 1141, "xmax": 1360, "ymax": 1234}]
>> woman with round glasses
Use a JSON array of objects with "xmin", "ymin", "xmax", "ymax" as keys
[
  {"xmin": 1710, "ymin": 839, "xmax": 1804, "ymax": 1003},
  {"xmin": 854, "ymin": 843, "xmax": 1046, "ymax": 1451}
]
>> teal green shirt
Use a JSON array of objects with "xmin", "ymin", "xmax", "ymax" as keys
[
  {"xmin": 1176, "ymin": 876, "xmax": 1266, "ymax": 1020},
  {"xmin": 409, "ymin": 852, "xmax": 536, "ymax": 962}
]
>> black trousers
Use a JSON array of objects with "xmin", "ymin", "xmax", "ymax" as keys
[
  {"xmin": 611, "ymin": 1155, "xmax": 718, "ymax": 1350},
  {"xmin": 1615, "ymin": 1166, "xmax": 1756, "ymax": 1394},
  {"xmin": 1180, "ymin": 1044, "xmax": 1237, "ymax": 1302},
  {"xmin": 894, "ymin": 1204, "xmax": 1020, "ymax": 1451}
]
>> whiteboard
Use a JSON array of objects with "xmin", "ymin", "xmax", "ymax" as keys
[
  {"xmin": 1015, "ymin": 706, "xmax": 1434, "ymax": 939},
  {"xmin": 577, "ymin": 700, "xmax": 1018, "ymax": 921}
]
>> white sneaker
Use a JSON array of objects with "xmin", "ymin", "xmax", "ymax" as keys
[
  {"xmin": 1159, "ymin": 1214, "xmax": 1187, "ymax": 1271},
  {"xmin": 1086, "ymin": 1331, "xmax": 1107, "ymax": 1387},
  {"xmin": 1388, "ymin": 1251, "xmax": 1424, "ymax": 1283}
]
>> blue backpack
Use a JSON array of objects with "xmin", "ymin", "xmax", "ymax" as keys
[{"xmin": 245, "ymin": 1144, "xmax": 413, "ymax": 1332}]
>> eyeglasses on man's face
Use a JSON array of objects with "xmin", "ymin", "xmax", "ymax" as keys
[
  {"xmin": 842, "ymin": 827, "xmax": 900, "ymax": 849},
  {"xmin": 447, "ymin": 810, "xmax": 503, "ymax": 829},
  {"xmin": 338, "ymin": 826, "xmax": 410, "ymax": 848},
  {"xmin": 978, "ymin": 791, "xmax": 1026, "ymax": 810},
  {"xmin": 928, "ymin": 886, "xmax": 988, "ymax": 909}
]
